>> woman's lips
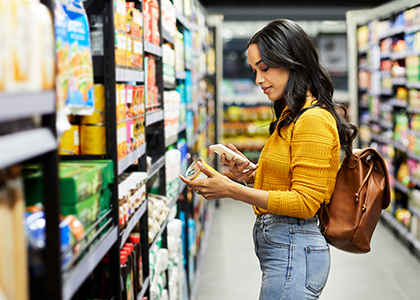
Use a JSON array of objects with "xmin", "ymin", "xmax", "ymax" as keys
[{"xmin": 263, "ymin": 86, "xmax": 272, "ymax": 94}]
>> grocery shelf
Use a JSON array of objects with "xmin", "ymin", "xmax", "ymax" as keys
[
  {"xmin": 371, "ymin": 132, "xmax": 392, "ymax": 145},
  {"xmin": 137, "ymin": 276, "xmax": 150, "ymax": 300},
  {"xmin": 116, "ymin": 67, "xmax": 145, "ymax": 82},
  {"xmin": 390, "ymin": 139, "xmax": 407, "ymax": 152},
  {"xmin": 165, "ymin": 134, "xmax": 178, "ymax": 148},
  {"xmin": 62, "ymin": 226, "xmax": 118, "ymax": 300},
  {"xmin": 407, "ymin": 106, "xmax": 420, "ymax": 114},
  {"xmin": 388, "ymin": 99, "xmax": 407, "ymax": 107},
  {"xmin": 149, "ymin": 218, "xmax": 168, "ymax": 250},
  {"xmin": 120, "ymin": 200, "xmax": 148, "ymax": 248},
  {"xmin": 407, "ymin": 151, "xmax": 420, "ymax": 163},
  {"xmin": 394, "ymin": 180, "xmax": 410, "ymax": 195},
  {"xmin": 176, "ymin": 10, "xmax": 191, "ymax": 30},
  {"xmin": 390, "ymin": 51, "xmax": 406, "ymax": 60},
  {"xmin": 118, "ymin": 143, "xmax": 147, "ymax": 175},
  {"xmin": 146, "ymin": 110, "xmax": 164, "ymax": 126},
  {"xmin": 409, "ymin": 205, "xmax": 420, "ymax": 219},
  {"xmin": 187, "ymin": 102, "xmax": 198, "ymax": 111},
  {"xmin": 176, "ymin": 71, "xmax": 187, "ymax": 79},
  {"xmin": 411, "ymin": 176, "xmax": 420, "ymax": 188},
  {"xmin": 178, "ymin": 122, "xmax": 187, "ymax": 133},
  {"xmin": 162, "ymin": 28, "xmax": 175, "ymax": 44},
  {"xmin": 144, "ymin": 41, "xmax": 162, "ymax": 57},
  {"xmin": 147, "ymin": 155, "xmax": 165, "ymax": 179},
  {"xmin": 380, "ymin": 88, "xmax": 393, "ymax": 96},
  {"xmin": 380, "ymin": 211, "xmax": 420, "ymax": 259},
  {"xmin": 406, "ymin": 82, "xmax": 420, "ymax": 89},
  {"xmin": 0, "ymin": 128, "xmax": 57, "ymax": 169},
  {"xmin": 185, "ymin": 61, "xmax": 193, "ymax": 71},
  {"xmin": 392, "ymin": 77, "xmax": 406, "ymax": 85},
  {"xmin": 0, "ymin": 91, "xmax": 55, "ymax": 123}
]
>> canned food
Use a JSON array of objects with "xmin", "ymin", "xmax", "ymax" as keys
[
  {"xmin": 81, "ymin": 124, "xmax": 106, "ymax": 155},
  {"xmin": 59, "ymin": 125, "xmax": 80, "ymax": 155},
  {"xmin": 81, "ymin": 85, "xmax": 105, "ymax": 123},
  {"xmin": 185, "ymin": 159, "xmax": 219, "ymax": 180}
]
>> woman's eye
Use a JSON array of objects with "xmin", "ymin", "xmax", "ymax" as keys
[{"xmin": 262, "ymin": 67, "xmax": 270, "ymax": 72}]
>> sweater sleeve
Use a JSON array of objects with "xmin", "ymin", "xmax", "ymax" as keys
[{"xmin": 266, "ymin": 110, "xmax": 338, "ymax": 218}]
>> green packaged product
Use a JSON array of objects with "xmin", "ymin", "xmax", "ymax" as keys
[
  {"xmin": 23, "ymin": 160, "xmax": 114, "ymax": 207},
  {"xmin": 61, "ymin": 193, "xmax": 100, "ymax": 228}
]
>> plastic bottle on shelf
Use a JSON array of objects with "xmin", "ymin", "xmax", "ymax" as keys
[
  {"xmin": 129, "ymin": 235, "xmax": 143, "ymax": 293},
  {"xmin": 122, "ymin": 245, "xmax": 135, "ymax": 300},
  {"xmin": 124, "ymin": 243, "xmax": 138, "ymax": 295},
  {"xmin": 120, "ymin": 254, "xmax": 128, "ymax": 300}
]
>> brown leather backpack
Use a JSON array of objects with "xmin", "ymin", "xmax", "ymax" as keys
[{"xmin": 318, "ymin": 148, "xmax": 391, "ymax": 253}]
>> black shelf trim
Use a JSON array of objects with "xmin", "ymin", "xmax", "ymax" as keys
[
  {"xmin": 120, "ymin": 200, "xmax": 148, "ymax": 248},
  {"xmin": 0, "ymin": 91, "xmax": 55, "ymax": 123}
]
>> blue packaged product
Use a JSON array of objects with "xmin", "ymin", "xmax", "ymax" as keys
[
  {"xmin": 187, "ymin": 218, "xmax": 195, "ymax": 287},
  {"xmin": 64, "ymin": 0, "xmax": 95, "ymax": 115},
  {"xmin": 179, "ymin": 211, "xmax": 187, "ymax": 265}
]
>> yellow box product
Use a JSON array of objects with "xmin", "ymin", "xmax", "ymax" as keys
[
  {"xmin": 59, "ymin": 125, "xmax": 80, "ymax": 155},
  {"xmin": 81, "ymin": 85, "xmax": 105, "ymax": 124},
  {"xmin": 116, "ymin": 84, "xmax": 126, "ymax": 122},
  {"xmin": 81, "ymin": 124, "xmax": 106, "ymax": 155}
]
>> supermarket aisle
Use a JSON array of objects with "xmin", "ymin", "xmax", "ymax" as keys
[{"xmin": 196, "ymin": 200, "xmax": 420, "ymax": 300}]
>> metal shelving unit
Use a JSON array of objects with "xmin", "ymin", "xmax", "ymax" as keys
[
  {"xmin": 350, "ymin": 0, "xmax": 420, "ymax": 262},
  {"xmin": 7, "ymin": 0, "xmax": 221, "ymax": 299}
]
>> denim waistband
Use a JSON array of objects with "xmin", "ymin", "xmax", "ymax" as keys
[{"xmin": 255, "ymin": 214, "xmax": 318, "ymax": 225}]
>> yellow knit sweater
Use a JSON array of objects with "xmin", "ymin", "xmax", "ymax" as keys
[{"xmin": 253, "ymin": 101, "xmax": 340, "ymax": 218}]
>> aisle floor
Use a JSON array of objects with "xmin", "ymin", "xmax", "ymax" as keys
[{"xmin": 196, "ymin": 199, "xmax": 420, "ymax": 300}]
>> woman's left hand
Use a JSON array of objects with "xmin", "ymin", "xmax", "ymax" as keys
[{"xmin": 179, "ymin": 161, "xmax": 233, "ymax": 200}]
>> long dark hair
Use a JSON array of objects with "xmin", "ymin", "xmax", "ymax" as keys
[{"xmin": 248, "ymin": 19, "xmax": 357, "ymax": 157}]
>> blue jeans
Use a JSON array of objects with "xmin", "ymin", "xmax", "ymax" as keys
[{"xmin": 253, "ymin": 214, "xmax": 330, "ymax": 300}]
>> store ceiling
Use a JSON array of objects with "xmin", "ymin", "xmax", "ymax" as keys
[{"xmin": 200, "ymin": 0, "xmax": 393, "ymax": 21}]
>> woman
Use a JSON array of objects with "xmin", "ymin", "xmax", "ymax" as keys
[{"xmin": 180, "ymin": 19, "xmax": 357, "ymax": 300}]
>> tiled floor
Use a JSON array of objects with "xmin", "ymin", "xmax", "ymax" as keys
[{"xmin": 196, "ymin": 199, "xmax": 420, "ymax": 300}]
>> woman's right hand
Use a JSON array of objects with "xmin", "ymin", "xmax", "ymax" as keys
[{"xmin": 220, "ymin": 143, "xmax": 258, "ymax": 183}]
